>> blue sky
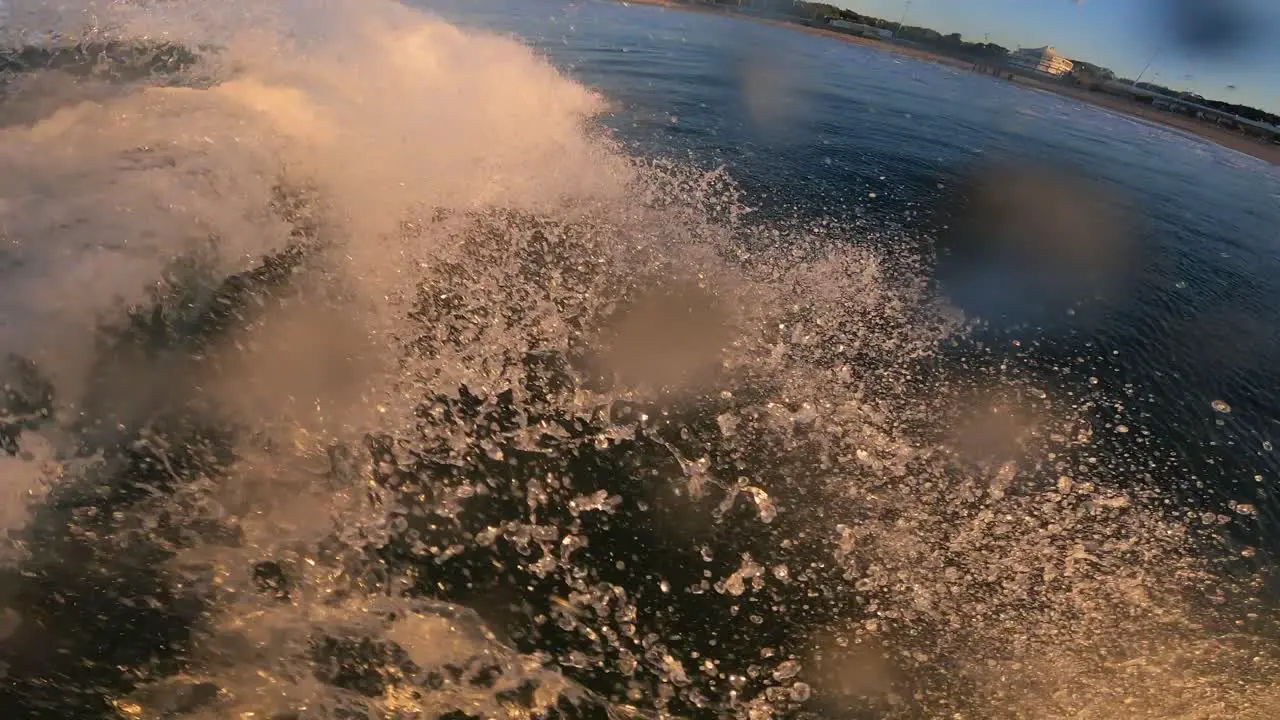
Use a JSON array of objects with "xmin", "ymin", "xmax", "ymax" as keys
[{"xmin": 836, "ymin": 0, "xmax": 1280, "ymax": 113}]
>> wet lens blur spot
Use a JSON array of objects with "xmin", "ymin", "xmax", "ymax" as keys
[{"xmin": 934, "ymin": 161, "xmax": 1141, "ymax": 326}]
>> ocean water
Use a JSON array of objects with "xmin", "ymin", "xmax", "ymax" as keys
[
  {"xmin": 2, "ymin": 0, "xmax": 1280, "ymax": 718},
  {"xmin": 424, "ymin": 0, "xmax": 1280, "ymax": 546}
]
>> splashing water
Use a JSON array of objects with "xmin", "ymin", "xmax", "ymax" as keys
[{"xmin": 0, "ymin": 1, "xmax": 1277, "ymax": 719}]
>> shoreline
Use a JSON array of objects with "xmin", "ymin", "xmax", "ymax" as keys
[{"xmin": 618, "ymin": 0, "xmax": 1280, "ymax": 166}]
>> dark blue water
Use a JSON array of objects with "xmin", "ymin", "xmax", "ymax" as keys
[{"xmin": 415, "ymin": 0, "xmax": 1280, "ymax": 546}]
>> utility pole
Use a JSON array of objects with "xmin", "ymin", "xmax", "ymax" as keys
[
  {"xmin": 1135, "ymin": 46, "xmax": 1160, "ymax": 85},
  {"xmin": 898, "ymin": 0, "xmax": 912, "ymax": 30}
]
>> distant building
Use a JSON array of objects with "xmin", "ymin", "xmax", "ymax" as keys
[
  {"xmin": 826, "ymin": 18, "xmax": 893, "ymax": 40},
  {"xmin": 1070, "ymin": 60, "xmax": 1115, "ymax": 81},
  {"xmin": 1096, "ymin": 80, "xmax": 1155, "ymax": 101},
  {"xmin": 1009, "ymin": 46, "xmax": 1074, "ymax": 76}
]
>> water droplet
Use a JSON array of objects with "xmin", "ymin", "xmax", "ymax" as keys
[
  {"xmin": 1095, "ymin": 495, "xmax": 1130, "ymax": 508},
  {"xmin": 1115, "ymin": 425, "xmax": 1130, "ymax": 434},
  {"xmin": 717, "ymin": 412, "xmax": 739, "ymax": 437},
  {"xmin": 868, "ymin": 192, "xmax": 877, "ymax": 199},
  {"xmin": 662, "ymin": 654, "xmax": 691, "ymax": 686},
  {"xmin": 569, "ymin": 489, "xmax": 614, "ymax": 515},
  {"xmin": 772, "ymin": 659, "xmax": 801, "ymax": 681},
  {"xmin": 659, "ymin": 579, "xmax": 671, "ymax": 593},
  {"xmin": 745, "ymin": 486, "xmax": 776, "ymax": 524},
  {"xmin": 1211, "ymin": 400, "xmax": 1231, "ymax": 414},
  {"xmin": 790, "ymin": 682, "xmax": 812, "ymax": 702},
  {"xmin": 0, "ymin": 608, "xmax": 21, "ymax": 641},
  {"xmin": 793, "ymin": 403, "xmax": 818, "ymax": 426},
  {"xmin": 1263, "ymin": 441, "xmax": 1272, "ymax": 452},
  {"xmin": 1175, "ymin": 280, "xmax": 1187, "ymax": 289}
]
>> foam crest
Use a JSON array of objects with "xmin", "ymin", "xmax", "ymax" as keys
[{"xmin": 0, "ymin": 2, "xmax": 1276, "ymax": 719}]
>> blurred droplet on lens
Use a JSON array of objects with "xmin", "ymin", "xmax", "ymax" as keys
[
  {"xmin": 1154, "ymin": 0, "xmax": 1260, "ymax": 57},
  {"xmin": 734, "ymin": 35, "xmax": 809, "ymax": 135},
  {"xmin": 934, "ymin": 161, "xmax": 1140, "ymax": 324}
]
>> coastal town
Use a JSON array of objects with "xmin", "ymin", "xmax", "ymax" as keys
[{"xmin": 628, "ymin": 0, "xmax": 1280, "ymax": 162}]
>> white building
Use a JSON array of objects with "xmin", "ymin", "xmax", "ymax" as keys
[
  {"xmin": 827, "ymin": 19, "xmax": 893, "ymax": 40},
  {"xmin": 1009, "ymin": 46, "xmax": 1074, "ymax": 76}
]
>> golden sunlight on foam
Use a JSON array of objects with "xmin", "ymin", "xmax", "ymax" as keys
[
  {"xmin": 205, "ymin": 79, "xmax": 337, "ymax": 145},
  {"xmin": 0, "ymin": 2, "xmax": 1276, "ymax": 719},
  {"xmin": 17, "ymin": 101, "xmax": 98, "ymax": 142}
]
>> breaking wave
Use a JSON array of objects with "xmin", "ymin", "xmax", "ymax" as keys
[{"xmin": 1, "ymin": 1, "xmax": 1277, "ymax": 718}]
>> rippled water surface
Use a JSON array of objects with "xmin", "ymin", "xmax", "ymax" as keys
[{"xmin": 425, "ymin": 0, "xmax": 1280, "ymax": 537}]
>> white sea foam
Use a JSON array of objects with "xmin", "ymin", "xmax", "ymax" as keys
[
  {"xmin": 0, "ymin": 1, "xmax": 1276, "ymax": 718},
  {"xmin": 0, "ymin": 432, "xmax": 53, "ymax": 563}
]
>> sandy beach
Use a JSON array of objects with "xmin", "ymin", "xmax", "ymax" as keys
[{"xmin": 619, "ymin": 0, "xmax": 1280, "ymax": 166}]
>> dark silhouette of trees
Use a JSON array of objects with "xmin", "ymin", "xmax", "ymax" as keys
[{"xmin": 1200, "ymin": 100, "xmax": 1279, "ymax": 126}]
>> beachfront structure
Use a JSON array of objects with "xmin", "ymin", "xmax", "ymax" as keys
[
  {"xmin": 1070, "ymin": 60, "xmax": 1115, "ymax": 81},
  {"xmin": 1009, "ymin": 46, "xmax": 1073, "ymax": 76},
  {"xmin": 826, "ymin": 18, "xmax": 893, "ymax": 40}
]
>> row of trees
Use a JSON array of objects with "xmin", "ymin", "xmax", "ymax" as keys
[
  {"xmin": 1126, "ymin": 81, "xmax": 1280, "ymax": 126},
  {"xmin": 1201, "ymin": 100, "xmax": 1279, "ymax": 127},
  {"xmin": 693, "ymin": 0, "xmax": 1011, "ymax": 58}
]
